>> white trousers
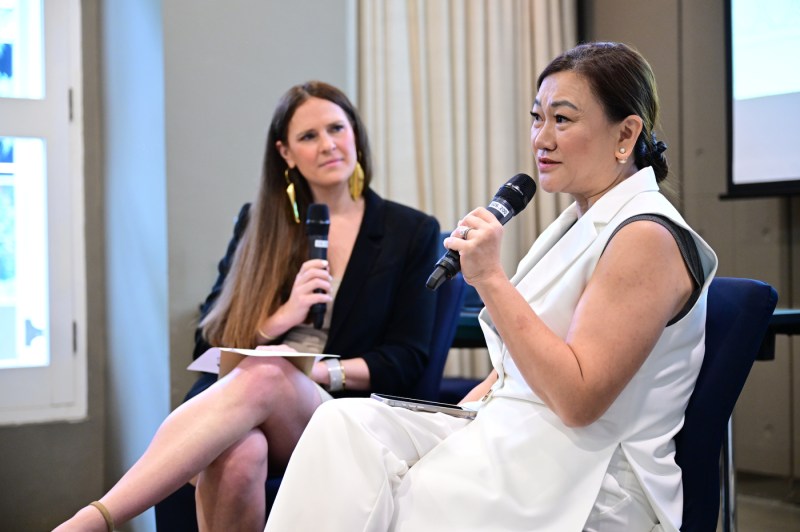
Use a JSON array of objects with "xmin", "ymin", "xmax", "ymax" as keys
[
  {"xmin": 265, "ymin": 398, "xmax": 470, "ymax": 532},
  {"xmin": 265, "ymin": 398, "xmax": 662, "ymax": 532}
]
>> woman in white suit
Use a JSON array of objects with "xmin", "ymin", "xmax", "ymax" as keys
[{"xmin": 265, "ymin": 42, "xmax": 718, "ymax": 532}]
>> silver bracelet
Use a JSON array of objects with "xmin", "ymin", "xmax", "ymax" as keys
[{"xmin": 324, "ymin": 358, "xmax": 345, "ymax": 392}]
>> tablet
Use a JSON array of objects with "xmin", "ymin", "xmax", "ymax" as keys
[{"xmin": 370, "ymin": 393, "xmax": 477, "ymax": 419}]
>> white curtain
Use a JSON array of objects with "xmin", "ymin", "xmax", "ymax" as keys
[{"xmin": 358, "ymin": 0, "xmax": 577, "ymax": 378}]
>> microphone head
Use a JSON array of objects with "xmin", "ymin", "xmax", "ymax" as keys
[
  {"xmin": 495, "ymin": 173, "xmax": 536, "ymax": 214},
  {"xmin": 306, "ymin": 203, "xmax": 330, "ymax": 236}
]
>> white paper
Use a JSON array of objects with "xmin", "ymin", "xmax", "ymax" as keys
[{"xmin": 187, "ymin": 347, "xmax": 337, "ymax": 374}]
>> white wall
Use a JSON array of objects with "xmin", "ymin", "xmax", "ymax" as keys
[{"xmin": 103, "ymin": 1, "xmax": 169, "ymax": 530}]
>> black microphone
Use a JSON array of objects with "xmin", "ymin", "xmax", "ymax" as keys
[
  {"xmin": 426, "ymin": 173, "xmax": 536, "ymax": 291},
  {"xmin": 306, "ymin": 203, "xmax": 330, "ymax": 329}
]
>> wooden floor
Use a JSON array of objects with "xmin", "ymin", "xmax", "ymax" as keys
[{"xmin": 719, "ymin": 473, "xmax": 800, "ymax": 531}]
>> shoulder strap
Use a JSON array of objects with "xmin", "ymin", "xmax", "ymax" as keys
[{"xmin": 606, "ymin": 214, "xmax": 704, "ymax": 326}]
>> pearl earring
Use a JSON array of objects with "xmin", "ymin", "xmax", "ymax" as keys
[{"xmin": 619, "ymin": 147, "xmax": 626, "ymax": 154}]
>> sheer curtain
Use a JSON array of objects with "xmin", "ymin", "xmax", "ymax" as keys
[{"xmin": 357, "ymin": 0, "xmax": 577, "ymax": 378}]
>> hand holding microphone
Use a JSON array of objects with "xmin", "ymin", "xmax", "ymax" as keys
[
  {"xmin": 426, "ymin": 173, "xmax": 536, "ymax": 291},
  {"xmin": 448, "ymin": 209, "xmax": 507, "ymax": 283}
]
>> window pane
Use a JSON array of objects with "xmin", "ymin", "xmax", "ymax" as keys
[
  {"xmin": 0, "ymin": 0, "xmax": 44, "ymax": 99},
  {"xmin": 0, "ymin": 136, "xmax": 48, "ymax": 368}
]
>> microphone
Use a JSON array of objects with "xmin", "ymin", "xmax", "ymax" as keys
[
  {"xmin": 426, "ymin": 173, "xmax": 536, "ymax": 291},
  {"xmin": 306, "ymin": 203, "xmax": 330, "ymax": 329}
]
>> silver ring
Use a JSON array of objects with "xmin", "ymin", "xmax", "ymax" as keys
[{"xmin": 460, "ymin": 227, "xmax": 472, "ymax": 240}]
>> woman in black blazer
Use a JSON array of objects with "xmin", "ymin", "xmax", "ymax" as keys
[{"xmin": 55, "ymin": 81, "xmax": 439, "ymax": 532}]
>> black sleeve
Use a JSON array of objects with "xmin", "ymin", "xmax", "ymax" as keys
[
  {"xmin": 191, "ymin": 204, "xmax": 251, "ymax": 360},
  {"xmin": 357, "ymin": 213, "xmax": 440, "ymax": 395}
]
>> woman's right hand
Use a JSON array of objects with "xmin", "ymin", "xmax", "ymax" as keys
[
  {"xmin": 445, "ymin": 208, "xmax": 506, "ymax": 288},
  {"xmin": 260, "ymin": 259, "xmax": 333, "ymax": 337}
]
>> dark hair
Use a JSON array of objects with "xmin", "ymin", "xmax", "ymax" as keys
[
  {"xmin": 537, "ymin": 42, "xmax": 669, "ymax": 182},
  {"xmin": 201, "ymin": 81, "xmax": 372, "ymax": 348}
]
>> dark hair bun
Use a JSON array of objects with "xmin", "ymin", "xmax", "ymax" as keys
[{"xmin": 637, "ymin": 133, "xmax": 668, "ymax": 181}]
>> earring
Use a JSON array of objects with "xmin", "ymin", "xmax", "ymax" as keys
[
  {"xmin": 349, "ymin": 161, "xmax": 365, "ymax": 200},
  {"xmin": 617, "ymin": 147, "xmax": 628, "ymax": 164},
  {"xmin": 284, "ymin": 168, "xmax": 300, "ymax": 224}
]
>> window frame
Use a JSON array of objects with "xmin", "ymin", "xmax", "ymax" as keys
[{"xmin": 0, "ymin": 0, "xmax": 86, "ymax": 425}]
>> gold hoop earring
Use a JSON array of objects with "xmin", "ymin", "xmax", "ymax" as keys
[
  {"xmin": 349, "ymin": 161, "xmax": 365, "ymax": 200},
  {"xmin": 284, "ymin": 168, "xmax": 300, "ymax": 224}
]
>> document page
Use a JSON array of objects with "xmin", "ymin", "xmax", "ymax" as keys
[{"xmin": 187, "ymin": 347, "xmax": 337, "ymax": 377}]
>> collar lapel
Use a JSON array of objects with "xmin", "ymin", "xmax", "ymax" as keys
[
  {"xmin": 326, "ymin": 189, "xmax": 383, "ymax": 346},
  {"xmin": 478, "ymin": 203, "xmax": 583, "ymax": 349},
  {"xmin": 510, "ymin": 202, "xmax": 591, "ymax": 301}
]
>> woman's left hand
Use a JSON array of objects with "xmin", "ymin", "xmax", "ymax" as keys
[{"xmin": 445, "ymin": 207, "xmax": 506, "ymax": 287}]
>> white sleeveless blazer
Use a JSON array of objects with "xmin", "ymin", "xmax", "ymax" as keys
[{"xmin": 476, "ymin": 167, "xmax": 718, "ymax": 531}]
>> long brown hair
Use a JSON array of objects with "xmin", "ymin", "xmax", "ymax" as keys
[{"xmin": 200, "ymin": 81, "xmax": 373, "ymax": 348}]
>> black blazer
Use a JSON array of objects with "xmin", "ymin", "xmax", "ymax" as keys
[{"xmin": 189, "ymin": 189, "xmax": 440, "ymax": 398}]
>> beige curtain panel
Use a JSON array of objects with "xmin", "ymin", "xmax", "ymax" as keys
[{"xmin": 357, "ymin": 0, "xmax": 577, "ymax": 378}]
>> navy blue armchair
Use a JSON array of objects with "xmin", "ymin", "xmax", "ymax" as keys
[{"xmin": 675, "ymin": 277, "xmax": 778, "ymax": 532}]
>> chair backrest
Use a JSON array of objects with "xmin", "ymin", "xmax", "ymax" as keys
[
  {"xmin": 675, "ymin": 277, "xmax": 778, "ymax": 531},
  {"xmin": 409, "ymin": 269, "xmax": 466, "ymax": 401}
]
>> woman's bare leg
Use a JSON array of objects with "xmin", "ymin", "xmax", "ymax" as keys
[
  {"xmin": 195, "ymin": 359, "xmax": 325, "ymax": 531},
  {"xmin": 196, "ymin": 429, "xmax": 268, "ymax": 532},
  {"xmin": 54, "ymin": 356, "xmax": 323, "ymax": 532}
]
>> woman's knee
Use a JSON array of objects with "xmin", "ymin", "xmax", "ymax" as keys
[
  {"xmin": 233, "ymin": 357, "xmax": 295, "ymax": 409},
  {"xmin": 308, "ymin": 398, "xmax": 380, "ymax": 432}
]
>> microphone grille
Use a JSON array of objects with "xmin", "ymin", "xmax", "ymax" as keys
[
  {"xmin": 496, "ymin": 173, "xmax": 536, "ymax": 213},
  {"xmin": 306, "ymin": 203, "xmax": 330, "ymax": 234}
]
